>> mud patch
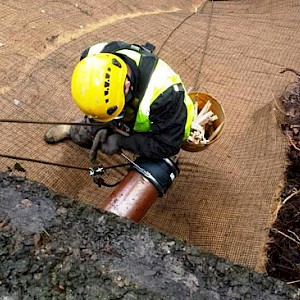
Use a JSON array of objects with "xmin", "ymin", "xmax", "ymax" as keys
[{"xmin": 0, "ymin": 172, "xmax": 299, "ymax": 299}]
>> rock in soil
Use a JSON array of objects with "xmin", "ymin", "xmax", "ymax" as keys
[{"xmin": 0, "ymin": 172, "xmax": 299, "ymax": 299}]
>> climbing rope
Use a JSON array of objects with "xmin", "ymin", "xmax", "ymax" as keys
[{"xmin": 157, "ymin": 0, "xmax": 215, "ymax": 90}]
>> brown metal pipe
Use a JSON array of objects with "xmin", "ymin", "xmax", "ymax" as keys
[{"xmin": 102, "ymin": 169, "xmax": 159, "ymax": 222}]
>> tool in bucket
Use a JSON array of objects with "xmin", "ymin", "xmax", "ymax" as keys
[{"xmin": 182, "ymin": 92, "xmax": 226, "ymax": 152}]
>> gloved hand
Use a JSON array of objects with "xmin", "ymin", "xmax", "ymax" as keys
[
  {"xmin": 101, "ymin": 134, "xmax": 122, "ymax": 155},
  {"xmin": 89, "ymin": 129, "xmax": 108, "ymax": 163}
]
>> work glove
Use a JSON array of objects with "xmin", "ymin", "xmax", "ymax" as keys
[
  {"xmin": 101, "ymin": 134, "xmax": 123, "ymax": 155},
  {"xmin": 89, "ymin": 129, "xmax": 108, "ymax": 163}
]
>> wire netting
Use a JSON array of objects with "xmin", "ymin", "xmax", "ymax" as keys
[{"xmin": 1, "ymin": 0, "xmax": 299, "ymax": 270}]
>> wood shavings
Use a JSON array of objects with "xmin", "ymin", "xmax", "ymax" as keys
[{"xmin": 187, "ymin": 100, "xmax": 219, "ymax": 145}]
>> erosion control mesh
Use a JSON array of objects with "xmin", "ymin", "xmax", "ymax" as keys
[{"xmin": 0, "ymin": 0, "xmax": 299, "ymax": 271}]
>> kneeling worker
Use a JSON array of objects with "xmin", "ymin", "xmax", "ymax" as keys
[{"xmin": 45, "ymin": 41, "xmax": 194, "ymax": 221}]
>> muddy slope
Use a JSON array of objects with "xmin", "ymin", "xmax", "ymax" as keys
[{"xmin": 0, "ymin": 172, "xmax": 299, "ymax": 300}]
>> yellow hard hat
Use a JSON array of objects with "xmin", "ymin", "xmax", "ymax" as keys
[{"xmin": 71, "ymin": 53, "xmax": 127, "ymax": 122}]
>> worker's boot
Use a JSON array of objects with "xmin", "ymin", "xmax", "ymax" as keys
[{"xmin": 44, "ymin": 125, "xmax": 71, "ymax": 144}]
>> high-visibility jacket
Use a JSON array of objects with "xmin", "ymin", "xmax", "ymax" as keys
[{"xmin": 81, "ymin": 41, "xmax": 194, "ymax": 141}]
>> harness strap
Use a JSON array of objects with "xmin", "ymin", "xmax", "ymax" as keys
[
  {"xmin": 101, "ymin": 41, "xmax": 158, "ymax": 101},
  {"xmin": 137, "ymin": 55, "xmax": 158, "ymax": 100}
]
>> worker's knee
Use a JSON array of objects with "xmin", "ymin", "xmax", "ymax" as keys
[{"xmin": 69, "ymin": 116, "xmax": 105, "ymax": 149}]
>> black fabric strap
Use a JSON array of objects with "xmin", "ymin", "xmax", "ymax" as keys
[
  {"xmin": 136, "ymin": 55, "xmax": 158, "ymax": 100},
  {"xmin": 101, "ymin": 41, "xmax": 131, "ymax": 53}
]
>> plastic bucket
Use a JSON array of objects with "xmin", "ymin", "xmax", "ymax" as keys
[{"xmin": 181, "ymin": 92, "xmax": 225, "ymax": 152}]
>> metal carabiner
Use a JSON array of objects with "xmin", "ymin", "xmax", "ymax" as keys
[{"xmin": 89, "ymin": 166, "xmax": 105, "ymax": 176}]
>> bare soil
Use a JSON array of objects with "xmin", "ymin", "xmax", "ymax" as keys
[
  {"xmin": 266, "ymin": 68, "xmax": 300, "ymax": 289},
  {"xmin": 0, "ymin": 172, "xmax": 299, "ymax": 299}
]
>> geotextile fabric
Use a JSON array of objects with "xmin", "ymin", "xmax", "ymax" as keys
[{"xmin": 0, "ymin": 0, "xmax": 299, "ymax": 271}]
